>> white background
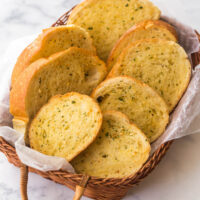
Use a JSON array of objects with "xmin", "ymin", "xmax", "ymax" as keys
[{"xmin": 0, "ymin": 0, "xmax": 200, "ymax": 199}]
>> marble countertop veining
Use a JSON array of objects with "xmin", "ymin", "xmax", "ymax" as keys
[{"xmin": 0, "ymin": 0, "xmax": 200, "ymax": 200}]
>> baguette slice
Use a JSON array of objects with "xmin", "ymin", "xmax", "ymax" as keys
[
  {"xmin": 107, "ymin": 20, "xmax": 178, "ymax": 71},
  {"xmin": 29, "ymin": 92, "xmax": 102, "ymax": 161},
  {"xmin": 108, "ymin": 39, "xmax": 191, "ymax": 112},
  {"xmin": 71, "ymin": 110, "xmax": 150, "ymax": 178},
  {"xmin": 10, "ymin": 47, "xmax": 106, "ymax": 134},
  {"xmin": 11, "ymin": 25, "xmax": 96, "ymax": 86},
  {"xmin": 91, "ymin": 76, "xmax": 169, "ymax": 142},
  {"xmin": 67, "ymin": 0, "xmax": 160, "ymax": 61}
]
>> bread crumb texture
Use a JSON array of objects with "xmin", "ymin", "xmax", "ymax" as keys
[
  {"xmin": 29, "ymin": 92, "xmax": 102, "ymax": 161},
  {"xmin": 10, "ymin": 47, "xmax": 106, "ymax": 121},
  {"xmin": 67, "ymin": 0, "xmax": 160, "ymax": 61},
  {"xmin": 107, "ymin": 20, "xmax": 177, "ymax": 71},
  {"xmin": 11, "ymin": 25, "xmax": 96, "ymax": 85},
  {"xmin": 71, "ymin": 110, "xmax": 150, "ymax": 178},
  {"xmin": 92, "ymin": 76, "xmax": 169, "ymax": 142},
  {"xmin": 108, "ymin": 40, "xmax": 191, "ymax": 111}
]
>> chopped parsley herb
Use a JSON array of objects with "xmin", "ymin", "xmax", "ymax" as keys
[
  {"xmin": 105, "ymin": 132, "xmax": 109, "ymax": 137},
  {"xmin": 125, "ymin": 3, "xmax": 129, "ymax": 7},
  {"xmin": 39, "ymin": 78, "xmax": 42, "ymax": 84},
  {"xmin": 43, "ymin": 133, "xmax": 47, "ymax": 139},
  {"xmin": 72, "ymin": 101, "xmax": 76, "ymax": 104},
  {"xmin": 97, "ymin": 96, "xmax": 103, "ymax": 103},
  {"xmin": 88, "ymin": 27, "xmax": 93, "ymax": 30},
  {"xmin": 118, "ymin": 97, "xmax": 124, "ymax": 101}
]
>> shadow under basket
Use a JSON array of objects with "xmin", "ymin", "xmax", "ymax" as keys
[{"xmin": 0, "ymin": 8, "xmax": 200, "ymax": 200}]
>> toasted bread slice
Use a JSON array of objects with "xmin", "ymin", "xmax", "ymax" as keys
[
  {"xmin": 107, "ymin": 20, "xmax": 178, "ymax": 71},
  {"xmin": 91, "ymin": 76, "xmax": 169, "ymax": 142},
  {"xmin": 29, "ymin": 92, "xmax": 102, "ymax": 161},
  {"xmin": 67, "ymin": 0, "xmax": 160, "ymax": 61},
  {"xmin": 10, "ymin": 47, "xmax": 106, "ymax": 134},
  {"xmin": 108, "ymin": 39, "xmax": 191, "ymax": 112},
  {"xmin": 71, "ymin": 110, "xmax": 150, "ymax": 178},
  {"xmin": 11, "ymin": 25, "xmax": 96, "ymax": 86}
]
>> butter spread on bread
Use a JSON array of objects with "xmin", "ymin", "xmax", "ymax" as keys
[
  {"xmin": 67, "ymin": 0, "xmax": 160, "ymax": 61},
  {"xmin": 108, "ymin": 39, "xmax": 191, "ymax": 112},
  {"xmin": 11, "ymin": 25, "xmax": 96, "ymax": 85},
  {"xmin": 10, "ymin": 47, "xmax": 106, "ymax": 134},
  {"xmin": 92, "ymin": 76, "xmax": 169, "ymax": 142},
  {"xmin": 72, "ymin": 110, "xmax": 150, "ymax": 178},
  {"xmin": 107, "ymin": 20, "xmax": 177, "ymax": 71},
  {"xmin": 29, "ymin": 92, "xmax": 102, "ymax": 161}
]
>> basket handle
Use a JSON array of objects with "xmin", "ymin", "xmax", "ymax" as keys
[
  {"xmin": 20, "ymin": 164, "xmax": 29, "ymax": 200},
  {"xmin": 20, "ymin": 123, "xmax": 30, "ymax": 200},
  {"xmin": 73, "ymin": 175, "xmax": 90, "ymax": 200}
]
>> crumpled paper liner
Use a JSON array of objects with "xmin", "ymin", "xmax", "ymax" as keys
[{"xmin": 0, "ymin": 2, "xmax": 200, "ymax": 172}]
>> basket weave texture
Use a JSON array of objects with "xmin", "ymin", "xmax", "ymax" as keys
[{"xmin": 0, "ymin": 8, "xmax": 200, "ymax": 200}]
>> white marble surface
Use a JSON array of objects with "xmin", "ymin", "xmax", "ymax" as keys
[{"xmin": 0, "ymin": 0, "xmax": 200, "ymax": 199}]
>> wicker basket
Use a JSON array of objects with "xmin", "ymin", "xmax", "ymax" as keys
[{"xmin": 0, "ymin": 7, "xmax": 200, "ymax": 200}]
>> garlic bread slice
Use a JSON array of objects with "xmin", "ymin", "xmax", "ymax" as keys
[
  {"xmin": 10, "ymin": 47, "xmax": 106, "ymax": 134},
  {"xmin": 67, "ymin": 0, "xmax": 160, "ymax": 61},
  {"xmin": 92, "ymin": 76, "xmax": 169, "ymax": 142},
  {"xmin": 72, "ymin": 110, "xmax": 150, "ymax": 178},
  {"xmin": 29, "ymin": 92, "xmax": 102, "ymax": 161},
  {"xmin": 108, "ymin": 40, "xmax": 191, "ymax": 112},
  {"xmin": 11, "ymin": 25, "xmax": 96, "ymax": 85},
  {"xmin": 107, "ymin": 20, "xmax": 178, "ymax": 71}
]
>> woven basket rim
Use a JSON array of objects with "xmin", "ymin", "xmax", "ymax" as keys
[{"xmin": 0, "ymin": 6, "xmax": 200, "ymax": 199}]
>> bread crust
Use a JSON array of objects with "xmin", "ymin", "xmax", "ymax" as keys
[
  {"xmin": 29, "ymin": 92, "xmax": 103, "ymax": 161},
  {"xmin": 107, "ymin": 39, "xmax": 191, "ymax": 112},
  {"xmin": 71, "ymin": 110, "xmax": 151, "ymax": 178},
  {"xmin": 10, "ymin": 58, "xmax": 47, "ymax": 121},
  {"xmin": 10, "ymin": 47, "xmax": 107, "ymax": 124},
  {"xmin": 91, "ymin": 76, "xmax": 169, "ymax": 142},
  {"xmin": 107, "ymin": 20, "xmax": 178, "ymax": 71},
  {"xmin": 11, "ymin": 25, "xmax": 96, "ymax": 86},
  {"xmin": 103, "ymin": 110, "xmax": 150, "ymax": 143},
  {"xmin": 67, "ymin": 0, "xmax": 161, "ymax": 61}
]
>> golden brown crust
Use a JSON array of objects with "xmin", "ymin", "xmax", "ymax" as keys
[
  {"xmin": 107, "ymin": 20, "xmax": 178, "ymax": 71},
  {"xmin": 107, "ymin": 39, "xmax": 191, "ymax": 112},
  {"xmin": 10, "ymin": 47, "xmax": 106, "ymax": 123},
  {"xmin": 92, "ymin": 75, "xmax": 168, "ymax": 108},
  {"xmin": 68, "ymin": 0, "xmax": 161, "ymax": 61},
  {"xmin": 103, "ymin": 110, "xmax": 150, "ymax": 142},
  {"xmin": 91, "ymin": 75, "xmax": 169, "ymax": 142},
  {"xmin": 29, "ymin": 92, "xmax": 103, "ymax": 161},
  {"xmin": 71, "ymin": 110, "xmax": 150, "ymax": 178},
  {"xmin": 11, "ymin": 36, "xmax": 43, "ymax": 87},
  {"xmin": 11, "ymin": 25, "xmax": 96, "ymax": 86},
  {"xmin": 10, "ymin": 58, "xmax": 47, "ymax": 121}
]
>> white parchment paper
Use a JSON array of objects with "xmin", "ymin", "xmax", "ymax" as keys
[{"xmin": 0, "ymin": 1, "xmax": 200, "ymax": 172}]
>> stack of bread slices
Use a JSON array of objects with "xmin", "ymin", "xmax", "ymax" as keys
[{"xmin": 10, "ymin": 0, "xmax": 191, "ymax": 178}]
